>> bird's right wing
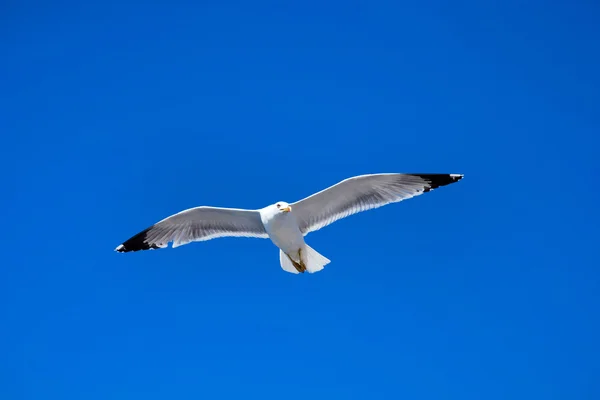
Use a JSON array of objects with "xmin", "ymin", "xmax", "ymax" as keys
[
  {"xmin": 291, "ymin": 173, "xmax": 463, "ymax": 235},
  {"xmin": 115, "ymin": 206, "xmax": 268, "ymax": 252}
]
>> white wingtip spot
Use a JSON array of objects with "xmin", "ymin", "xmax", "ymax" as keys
[
  {"xmin": 115, "ymin": 244, "xmax": 124, "ymax": 252},
  {"xmin": 450, "ymin": 174, "xmax": 464, "ymax": 179}
]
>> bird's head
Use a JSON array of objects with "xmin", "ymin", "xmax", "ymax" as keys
[{"xmin": 274, "ymin": 201, "xmax": 292, "ymax": 213}]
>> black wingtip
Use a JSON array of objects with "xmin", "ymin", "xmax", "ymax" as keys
[
  {"xmin": 408, "ymin": 173, "xmax": 464, "ymax": 192},
  {"xmin": 114, "ymin": 226, "xmax": 160, "ymax": 253}
]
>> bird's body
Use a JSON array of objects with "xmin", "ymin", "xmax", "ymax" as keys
[
  {"xmin": 115, "ymin": 173, "xmax": 464, "ymax": 274},
  {"xmin": 260, "ymin": 202, "xmax": 303, "ymax": 255},
  {"xmin": 259, "ymin": 203, "xmax": 328, "ymax": 273}
]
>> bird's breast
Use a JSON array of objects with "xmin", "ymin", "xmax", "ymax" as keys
[{"xmin": 264, "ymin": 213, "xmax": 304, "ymax": 252}]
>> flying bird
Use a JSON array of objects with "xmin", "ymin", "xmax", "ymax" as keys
[{"xmin": 115, "ymin": 173, "xmax": 463, "ymax": 274}]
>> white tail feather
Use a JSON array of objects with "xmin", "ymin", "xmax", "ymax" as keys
[
  {"xmin": 279, "ymin": 250, "xmax": 300, "ymax": 274},
  {"xmin": 278, "ymin": 244, "xmax": 331, "ymax": 274},
  {"xmin": 302, "ymin": 244, "xmax": 330, "ymax": 273}
]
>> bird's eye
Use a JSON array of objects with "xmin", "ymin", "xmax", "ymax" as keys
[{"xmin": 276, "ymin": 203, "xmax": 280, "ymax": 208}]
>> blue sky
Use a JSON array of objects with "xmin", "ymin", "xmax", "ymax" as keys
[{"xmin": 2, "ymin": 1, "xmax": 599, "ymax": 399}]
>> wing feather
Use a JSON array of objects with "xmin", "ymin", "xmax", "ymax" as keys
[
  {"xmin": 115, "ymin": 206, "xmax": 268, "ymax": 252},
  {"xmin": 291, "ymin": 173, "xmax": 463, "ymax": 235}
]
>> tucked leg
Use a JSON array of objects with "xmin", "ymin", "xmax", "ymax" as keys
[{"xmin": 287, "ymin": 252, "xmax": 306, "ymax": 273}]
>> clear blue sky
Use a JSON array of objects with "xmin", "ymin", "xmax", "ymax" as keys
[{"xmin": 2, "ymin": 1, "xmax": 599, "ymax": 399}]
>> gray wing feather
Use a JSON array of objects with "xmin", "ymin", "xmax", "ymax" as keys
[
  {"xmin": 116, "ymin": 206, "xmax": 268, "ymax": 252},
  {"xmin": 291, "ymin": 173, "xmax": 463, "ymax": 235}
]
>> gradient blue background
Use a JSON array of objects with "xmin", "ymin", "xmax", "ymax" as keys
[{"xmin": 2, "ymin": 1, "xmax": 599, "ymax": 399}]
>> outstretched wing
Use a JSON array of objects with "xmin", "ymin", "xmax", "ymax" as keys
[
  {"xmin": 291, "ymin": 173, "xmax": 463, "ymax": 235},
  {"xmin": 115, "ymin": 206, "xmax": 268, "ymax": 252}
]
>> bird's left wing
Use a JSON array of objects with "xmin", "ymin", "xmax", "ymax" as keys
[
  {"xmin": 115, "ymin": 206, "xmax": 268, "ymax": 252},
  {"xmin": 291, "ymin": 173, "xmax": 463, "ymax": 235}
]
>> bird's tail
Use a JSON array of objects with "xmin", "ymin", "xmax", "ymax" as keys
[
  {"xmin": 279, "ymin": 244, "xmax": 331, "ymax": 274},
  {"xmin": 280, "ymin": 250, "xmax": 302, "ymax": 274},
  {"xmin": 302, "ymin": 244, "xmax": 330, "ymax": 273}
]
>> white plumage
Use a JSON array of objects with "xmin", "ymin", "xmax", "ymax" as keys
[{"xmin": 115, "ymin": 173, "xmax": 464, "ymax": 274}]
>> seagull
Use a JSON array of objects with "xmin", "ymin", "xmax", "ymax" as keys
[{"xmin": 115, "ymin": 173, "xmax": 463, "ymax": 274}]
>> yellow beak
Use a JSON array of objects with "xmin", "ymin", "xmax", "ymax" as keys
[{"xmin": 283, "ymin": 206, "xmax": 292, "ymax": 213}]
